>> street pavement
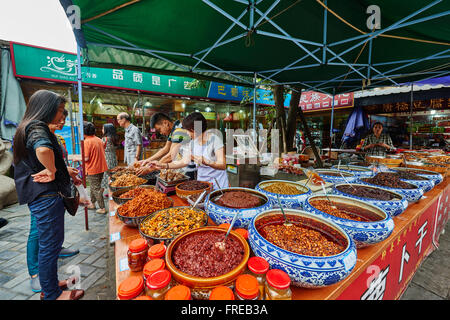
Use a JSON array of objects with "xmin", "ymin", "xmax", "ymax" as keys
[
  {"xmin": 0, "ymin": 199, "xmax": 115, "ymax": 300},
  {"xmin": 0, "ymin": 198, "xmax": 448, "ymax": 300}
]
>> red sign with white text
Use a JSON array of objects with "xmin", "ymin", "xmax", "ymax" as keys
[
  {"xmin": 300, "ymin": 91, "xmax": 354, "ymax": 112},
  {"xmin": 337, "ymin": 190, "xmax": 448, "ymax": 300}
]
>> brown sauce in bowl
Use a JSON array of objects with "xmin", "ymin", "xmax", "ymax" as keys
[
  {"xmin": 213, "ymin": 191, "xmax": 264, "ymax": 209},
  {"xmin": 336, "ymin": 185, "xmax": 401, "ymax": 201},
  {"xmin": 309, "ymin": 200, "xmax": 383, "ymax": 222}
]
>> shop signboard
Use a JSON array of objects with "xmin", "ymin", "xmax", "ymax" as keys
[
  {"xmin": 207, "ymin": 82, "xmax": 291, "ymax": 107},
  {"xmin": 337, "ymin": 187, "xmax": 449, "ymax": 300},
  {"xmin": 10, "ymin": 42, "xmax": 209, "ymax": 98},
  {"xmin": 300, "ymin": 91, "xmax": 354, "ymax": 112},
  {"xmin": 12, "ymin": 42, "xmax": 356, "ymax": 111},
  {"xmin": 364, "ymin": 98, "xmax": 450, "ymax": 114}
]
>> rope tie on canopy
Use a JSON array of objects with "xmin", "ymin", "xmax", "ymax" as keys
[
  {"xmin": 245, "ymin": 29, "xmax": 255, "ymax": 47},
  {"xmin": 81, "ymin": 0, "xmax": 141, "ymax": 24},
  {"xmin": 245, "ymin": 0, "xmax": 302, "ymax": 47},
  {"xmin": 315, "ymin": 0, "xmax": 450, "ymax": 46},
  {"xmin": 338, "ymin": 27, "xmax": 375, "ymax": 91}
]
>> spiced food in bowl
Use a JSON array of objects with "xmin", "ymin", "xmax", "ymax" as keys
[
  {"xmin": 165, "ymin": 226, "xmax": 250, "ymax": 299},
  {"xmin": 248, "ymin": 209, "xmax": 357, "ymax": 288}
]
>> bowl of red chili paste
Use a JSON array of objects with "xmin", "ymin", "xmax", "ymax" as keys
[
  {"xmin": 165, "ymin": 226, "xmax": 250, "ymax": 300},
  {"xmin": 304, "ymin": 194, "xmax": 394, "ymax": 248},
  {"xmin": 248, "ymin": 209, "xmax": 357, "ymax": 288},
  {"xmin": 205, "ymin": 188, "xmax": 272, "ymax": 229}
]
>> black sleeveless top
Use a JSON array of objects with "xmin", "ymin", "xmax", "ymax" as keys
[{"xmin": 14, "ymin": 120, "xmax": 71, "ymax": 205}]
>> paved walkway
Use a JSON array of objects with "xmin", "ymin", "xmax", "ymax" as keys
[
  {"xmin": 0, "ymin": 200, "xmax": 115, "ymax": 300},
  {"xmin": 0, "ymin": 200, "xmax": 448, "ymax": 300}
]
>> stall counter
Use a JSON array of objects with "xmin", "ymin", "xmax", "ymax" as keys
[{"xmin": 108, "ymin": 178, "xmax": 449, "ymax": 300}]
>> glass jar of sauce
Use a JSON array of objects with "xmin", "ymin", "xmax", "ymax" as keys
[
  {"xmin": 145, "ymin": 269, "xmax": 172, "ymax": 300},
  {"xmin": 117, "ymin": 276, "xmax": 144, "ymax": 300},
  {"xmin": 235, "ymin": 274, "xmax": 260, "ymax": 300},
  {"xmin": 264, "ymin": 269, "xmax": 292, "ymax": 300},
  {"xmin": 147, "ymin": 243, "xmax": 166, "ymax": 261},
  {"xmin": 247, "ymin": 256, "xmax": 269, "ymax": 299},
  {"xmin": 127, "ymin": 238, "xmax": 148, "ymax": 272}
]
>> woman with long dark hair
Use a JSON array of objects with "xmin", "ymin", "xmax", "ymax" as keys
[
  {"xmin": 156, "ymin": 112, "xmax": 228, "ymax": 189},
  {"xmin": 13, "ymin": 89, "xmax": 84, "ymax": 300},
  {"xmin": 100, "ymin": 123, "xmax": 118, "ymax": 195}
]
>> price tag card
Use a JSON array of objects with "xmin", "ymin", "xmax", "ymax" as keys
[
  {"xmin": 119, "ymin": 258, "xmax": 129, "ymax": 272},
  {"xmin": 110, "ymin": 232, "xmax": 121, "ymax": 243}
]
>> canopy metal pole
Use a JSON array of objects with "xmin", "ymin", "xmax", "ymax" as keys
[
  {"xmin": 67, "ymin": 88, "xmax": 76, "ymax": 156},
  {"xmin": 76, "ymin": 44, "xmax": 88, "ymax": 231},
  {"xmin": 410, "ymin": 82, "xmax": 414, "ymax": 150},
  {"xmin": 253, "ymin": 72, "xmax": 257, "ymax": 130},
  {"xmin": 322, "ymin": 0, "xmax": 328, "ymax": 64},
  {"xmin": 329, "ymin": 88, "xmax": 336, "ymax": 161}
]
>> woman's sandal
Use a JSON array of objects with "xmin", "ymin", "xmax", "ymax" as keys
[
  {"xmin": 40, "ymin": 289, "xmax": 85, "ymax": 300},
  {"xmin": 58, "ymin": 276, "xmax": 78, "ymax": 290},
  {"xmin": 40, "ymin": 277, "xmax": 80, "ymax": 300}
]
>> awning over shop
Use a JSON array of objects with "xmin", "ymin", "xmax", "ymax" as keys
[{"xmin": 60, "ymin": 0, "xmax": 450, "ymax": 94}]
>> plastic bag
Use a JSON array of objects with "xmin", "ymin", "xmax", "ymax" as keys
[{"xmin": 75, "ymin": 184, "xmax": 92, "ymax": 207}]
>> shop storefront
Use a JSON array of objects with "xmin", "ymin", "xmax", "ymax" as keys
[
  {"xmin": 9, "ymin": 41, "xmax": 290, "ymax": 163},
  {"xmin": 299, "ymin": 91, "xmax": 355, "ymax": 151},
  {"xmin": 355, "ymin": 85, "xmax": 450, "ymax": 151}
]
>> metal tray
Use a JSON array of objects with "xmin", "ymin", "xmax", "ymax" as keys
[{"xmin": 156, "ymin": 173, "xmax": 190, "ymax": 187}]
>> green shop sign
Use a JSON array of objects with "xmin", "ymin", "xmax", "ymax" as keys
[{"xmin": 10, "ymin": 42, "xmax": 210, "ymax": 98}]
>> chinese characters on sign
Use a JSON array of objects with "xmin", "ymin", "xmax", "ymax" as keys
[
  {"xmin": 337, "ymin": 192, "xmax": 447, "ymax": 300},
  {"xmin": 365, "ymin": 98, "xmax": 450, "ymax": 114},
  {"xmin": 300, "ymin": 91, "xmax": 354, "ymax": 111},
  {"xmin": 361, "ymin": 266, "xmax": 390, "ymax": 300}
]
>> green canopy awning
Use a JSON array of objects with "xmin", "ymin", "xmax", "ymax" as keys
[{"xmin": 61, "ymin": 0, "xmax": 450, "ymax": 94}]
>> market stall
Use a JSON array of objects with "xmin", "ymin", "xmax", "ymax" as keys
[
  {"xmin": 105, "ymin": 153, "xmax": 449, "ymax": 300},
  {"xmin": 59, "ymin": 0, "xmax": 450, "ymax": 301}
]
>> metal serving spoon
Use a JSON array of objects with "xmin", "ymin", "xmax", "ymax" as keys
[
  {"xmin": 320, "ymin": 182, "xmax": 336, "ymax": 209},
  {"xmin": 215, "ymin": 212, "xmax": 240, "ymax": 251},
  {"xmin": 277, "ymin": 194, "xmax": 292, "ymax": 227},
  {"xmin": 192, "ymin": 190, "xmax": 207, "ymax": 209},
  {"xmin": 338, "ymin": 170, "xmax": 357, "ymax": 191}
]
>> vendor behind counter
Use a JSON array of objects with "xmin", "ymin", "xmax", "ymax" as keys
[{"xmin": 361, "ymin": 122, "xmax": 395, "ymax": 157}]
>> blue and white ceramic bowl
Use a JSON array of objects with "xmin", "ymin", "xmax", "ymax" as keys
[
  {"xmin": 399, "ymin": 177, "xmax": 434, "ymax": 193},
  {"xmin": 357, "ymin": 178, "xmax": 424, "ymax": 203},
  {"xmin": 303, "ymin": 194, "xmax": 395, "ymax": 248},
  {"xmin": 205, "ymin": 188, "xmax": 272, "ymax": 229},
  {"xmin": 315, "ymin": 169, "xmax": 358, "ymax": 185},
  {"xmin": 331, "ymin": 165, "xmax": 374, "ymax": 178},
  {"xmin": 248, "ymin": 209, "xmax": 357, "ymax": 288},
  {"xmin": 332, "ymin": 183, "xmax": 408, "ymax": 217},
  {"xmin": 390, "ymin": 167, "xmax": 443, "ymax": 186},
  {"xmin": 255, "ymin": 180, "xmax": 311, "ymax": 210}
]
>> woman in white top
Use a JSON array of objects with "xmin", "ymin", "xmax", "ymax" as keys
[{"xmin": 156, "ymin": 112, "xmax": 229, "ymax": 190}]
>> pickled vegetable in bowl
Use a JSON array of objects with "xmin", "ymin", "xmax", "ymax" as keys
[
  {"xmin": 139, "ymin": 207, "xmax": 207, "ymax": 239},
  {"xmin": 262, "ymin": 182, "xmax": 306, "ymax": 195}
]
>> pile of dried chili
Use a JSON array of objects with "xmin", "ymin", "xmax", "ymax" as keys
[{"xmin": 117, "ymin": 188, "xmax": 172, "ymax": 218}]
